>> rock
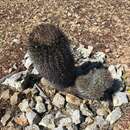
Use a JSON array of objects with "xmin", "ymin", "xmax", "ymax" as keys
[
  {"xmin": 25, "ymin": 124, "xmax": 40, "ymax": 130},
  {"xmin": 85, "ymin": 123, "xmax": 99, "ymax": 130},
  {"xmin": 85, "ymin": 117, "xmax": 94, "ymax": 125},
  {"xmin": 113, "ymin": 92, "xmax": 128, "ymax": 107},
  {"xmin": 0, "ymin": 89, "xmax": 10, "ymax": 101},
  {"xmin": 2, "ymin": 71, "xmax": 26, "ymax": 90},
  {"xmin": 80, "ymin": 103, "xmax": 93, "ymax": 117},
  {"xmin": 1, "ymin": 111, "xmax": 11, "ymax": 126},
  {"xmin": 14, "ymin": 113, "xmax": 28, "ymax": 126},
  {"xmin": 53, "ymin": 126, "xmax": 65, "ymax": 130},
  {"xmin": 18, "ymin": 99, "xmax": 29, "ymax": 112},
  {"xmin": 35, "ymin": 96, "xmax": 46, "ymax": 113},
  {"xmin": 66, "ymin": 94, "xmax": 81, "ymax": 106},
  {"xmin": 106, "ymin": 107, "xmax": 122, "ymax": 124},
  {"xmin": 59, "ymin": 117, "xmax": 72, "ymax": 127},
  {"xmin": 26, "ymin": 108, "xmax": 37, "ymax": 125},
  {"xmin": 55, "ymin": 111, "xmax": 66, "ymax": 119},
  {"xmin": 66, "ymin": 124, "xmax": 78, "ymax": 130},
  {"xmin": 52, "ymin": 93, "xmax": 65, "ymax": 108},
  {"xmin": 71, "ymin": 110, "xmax": 81, "ymax": 125},
  {"xmin": 113, "ymin": 103, "xmax": 130, "ymax": 130},
  {"xmin": 93, "ymin": 52, "xmax": 106, "ymax": 63},
  {"xmin": 10, "ymin": 92, "xmax": 18, "ymax": 105},
  {"xmin": 96, "ymin": 108, "xmax": 109, "ymax": 116},
  {"xmin": 39, "ymin": 114, "xmax": 55, "ymax": 129}
]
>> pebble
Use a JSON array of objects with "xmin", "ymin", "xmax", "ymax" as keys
[
  {"xmin": 85, "ymin": 117, "xmax": 94, "ymax": 125},
  {"xmin": 0, "ymin": 89, "xmax": 10, "ymax": 101},
  {"xmin": 113, "ymin": 92, "xmax": 128, "ymax": 107},
  {"xmin": 25, "ymin": 124, "xmax": 40, "ymax": 130},
  {"xmin": 80, "ymin": 103, "xmax": 93, "ymax": 117},
  {"xmin": 1, "ymin": 111, "xmax": 11, "ymax": 126},
  {"xmin": 39, "ymin": 114, "xmax": 55, "ymax": 129},
  {"xmin": 52, "ymin": 93, "xmax": 65, "ymax": 108},
  {"xmin": 66, "ymin": 94, "xmax": 81, "ymax": 106},
  {"xmin": 106, "ymin": 107, "xmax": 122, "ymax": 124},
  {"xmin": 71, "ymin": 110, "xmax": 81, "ymax": 125},
  {"xmin": 93, "ymin": 52, "xmax": 106, "ymax": 63},
  {"xmin": 85, "ymin": 123, "xmax": 99, "ymax": 130},
  {"xmin": 96, "ymin": 108, "xmax": 109, "ymax": 116},
  {"xmin": 14, "ymin": 113, "xmax": 28, "ymax": 126},
  {"xmin": 26, "ymin": 109, "xmax": 37, "ymax": 125},
  {"xmin": 10, "ymin": 92, "xmax": 18, "ymax": 105},
  {"xmin": 18, "ymin": 99, "xmax": 29, "ymax": 112},
  {"xmin": 35, "ymin": 96, "xmax": 46, "ymax": 113},
  {"xmin": 53, "ymin": 126, "xmax": 65, "ymax": 130},
  {"xmin": 59, "ymin": 117, "xmax": 72, "ymax": 127}
]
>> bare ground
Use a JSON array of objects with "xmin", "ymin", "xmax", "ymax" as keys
[{"xmin": 0, "ymin": 0, "xmax": 130, "ymax": 78}]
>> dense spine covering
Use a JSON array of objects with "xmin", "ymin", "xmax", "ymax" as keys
[{"xmin": 28, "ymin": 24, "xmax": 76, "ymax": 90}]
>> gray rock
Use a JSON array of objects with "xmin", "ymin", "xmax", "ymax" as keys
[
  {"xmin": 85, "ymin": 123, "xmax": 99, "ymax": 130},
  {"xmin": 93, "ymin": 52, "xmax": 106, "ymax": 63},
  {"xmin": 52, "ymin": 93, "xmax": 65, "ymax": 108},
  {"xmin": 80, "ymin": 103, "xmax": 93, "ymax": 117},
  {"xmin": 71, "ymin": 110, "xmax": 81, "ymax": 125},
  {"xmin": 106, "ymin": 107, "xmax": 122, "ymax": 124},
  {"xmin": 39, "ymin": 114, "xmax": 55, "ymax": 129},
  {"xmin": 25, "ymin": 124, "xmax": 40, "ymax": 130},
  {"xmin": 2, "ymin": 71, "xmax": 26, "ymax": 90},
  {"xmin": 18, "ymin": 99, "xmax": 29, "ymax": 112},
  {"xmin": 66, "ymin": 124, "xmax": 78, "ymax": 130},
  {"xmin": 53, "ymin": 126, "xmax": 65, "ymax": 130},
  {"xmin": 26, "ymin": 109, "xmax": 37, "ymax": 125},
  {"xmin": 113, "ymin": 91, "xmax": 128, "ymax": 107},
  {"xmin": 1, "ymin": 111, "xmax": 11, "ymax": 126}
]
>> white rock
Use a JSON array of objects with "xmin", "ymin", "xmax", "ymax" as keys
[
  {"xmin": 34, "ymin": 96, "xmax": 46, "ymax": 113},
  {"xmin": 1, "ymin": 111, "xmax": 11, "ymax": 126},
  {"xmin": 55, "ymin": 111, "xmax": 66, "ymax": 119},
  {"xmin": 26, "ymin": 109, "xmax": 37, "ymax": 125},
  {"xmin": 18, "ymin": 99, "xmax": 29, "ymax": 112},
  {"xmin": 93, "ymin": 52, "xmax": 106, "ymax": 63},
  {"xmin": 2, "ymin": 71, "xmax": 26, "ymax": 90},
  {"xmin": 85, "ymin": 123, "xmax": 99, "ymax": 130},
  {"xmin": 106, "ymin": 107, "xmax": 122, "ymax": 124},
  {"xmin": 52, "ymin": 93, "xmax": 65, "ymax": 108},
  {"xmin": 25, "ymin": 124, "xmax": 40, "ymax": 130},
  {"xmin": 85, "ymin": 117, "xmax": 94, "ymax": 125},
  {"xmin": 59, "ymin": 117, "xmax": 72, "ymax": 127},
  {"xmin": 80, "ymin": 103, "xmax": 93, "ymax": 117},
  {"xmin": 39, "ymin": 114, "xmax": 55, "ymax": 129},
  {"xmin": 113, "ymin": 92, "xmax": 128, "ymax": 106},
  {"xmin": 0, "ymin": 89, "xmax": 10, "ymax": 100},
  {"xmin": 53, "ymin": 126, "xmax": 65, "ymax": 130},
  {"xmin": 10, "ymin": 92, "xmax": 18, "ymax": 105},
  {"xmin": 66, "ymin": 124, "xmax": 78, "ymax": 130},
  {"xmin": 71, "ymin": 110, "xmax": 81, "ymax": 125}
]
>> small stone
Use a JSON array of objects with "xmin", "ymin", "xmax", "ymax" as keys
[
  {"xmin": 53, "ymin": 126, "xmax": 65, "ymax": 130},
  {"xmin": 85, "ymin": 117, "xmax": 94, "ymax": 125},
  {"xmin": 26, "ymin": 108, "xmax": 37, "ymax": 125},
  {"xmin": 80, "ymin": 103, "xmax": 93, "ymax": 117},
  {"xmin": 66, "ymin": 94, "xmax": 81, "ymax": 106},
  {"xmin": 66, "ymin": 124, "xmax": 78, "ymax": 130},
  {"xmin": 35, "ymin": 96, "xmax": 46, "ymax": 113},
  {"xmin": 113, "ymin": 92, "xmax": 128, "ymax": 107},
  {"xmin": 25, "ymin": 124, "xmax": 40, "ymax": 130},
  {"xmin": 0, "ymin": 89, "xmax": 10, "ymax": 101},
  {"xmin": 10, "ymin": 92, "xmax": 18, "ymax": 105},
  {"xmin": 93, "ymin": 52, "xmax": 106, "ymax": 63},
  {"xmin": 106, "ymin": 107, "xmax": 122, "ymax": 124},
  {"xmin": 18, "ymin": 99, "xmax": 29, "ymax": 112},
  {"xmin": 39, "ymin": 114, "xmax": 55, "ymax": 129},
  {"xmin": 71, "ymin": 110, "xmax": 81, "ymax": 125},
  {"xmin": 52, "ymin": 93, "xmax": 65, "ymax": 108},
  {"xmin": 1, "ymin": 111, "xmax": 11, "ymax": 126},
  {"xmin": 59, "ymin": 117, "xmax": 72, "ymax": 127},
  {"xmin": 55, "ymin": 111, "xmax": 66, "ymax": 119},
  {"xmin": 85, "ymin": 123, "xmax": 99, "ymax": 130},
  {"xmin": 96, "ymin": 108, "xmax": 109, "ymax": 116},
  {"xmin": 14, "ymin": 113, "xmax": 28, "ymax": 126}
]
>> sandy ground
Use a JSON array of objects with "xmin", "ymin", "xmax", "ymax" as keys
[{"xmin": 0, "ymin": 0, "xmax": 130, "ymax": 78}]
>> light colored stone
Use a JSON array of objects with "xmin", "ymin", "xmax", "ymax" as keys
[
  {"xmin": 18, "ymin": 99, "xmax": 29, "ymax": 112},
  {"xmin": 1, "ymin": 111, "xmax": 11, "ymax": 126},
  {"xmin": 10, "ymin": 92, "xmax": 18, "ymax": 105},
  {"xmin": 35, "ymin": 96, "xmax": 46, "ymax": 113},
  {"xmin": 85, "ymin": 123, "xmax": 99, "ymax": 130},
  {"xmin": 96, "ymin": 108, "xmax": 109, "ymax": 116},
  {"xmin": 0, "ymin": 89, "xmax": 10, "ymax": 100},
  {"xmin": 14, "ymin": 113, "xmax": 28, "ymax": 126},
  {"xmin": 71, "ymin": 110, "xmax": 81, "ymax": 125},
  {"xmin": 66, "ymin": 94, "xmax": 81, "ymax": 106},
  {"xmin": 59, "ymin": 117, "xmax": 72, "ymax": 127},
  {"xmin": 106, "ymin": 107, "xmax": 122, "ymax": 124},
  {"xmin": 113, "ymin": 92, "xmax": 128, "ymax": 107},
  {"xmin": 93, "ymin": 52, "xmax": 106, "ymax": 63},
  {"xmin": 25, "ymin": 124, "xmax": 40, "ymax": 130},
  {"xmin": 53, "ymin": 126, "xmax": 65, "ymax": 130},
  {"xmin": 80, "ymin": 103, "xmax": 93, "ymax": 117},
  {"xmin": 26, "ymin": 108, "xmax": 37, "ymax": 125},
  {"xmin": 39, "ymin": 114, "xmax": 55, "ymax": 129},
  {"xmin": 52, "ymin": 93, "xmax": 65, "ymax": 108}
]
